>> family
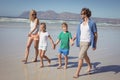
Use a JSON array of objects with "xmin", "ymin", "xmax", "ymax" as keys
[{"xmin": 22, "ymin": 8, "xmax": 98, "ymax": 78}]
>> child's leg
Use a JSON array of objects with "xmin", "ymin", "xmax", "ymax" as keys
[
  {"xmin": 64, "ymin": 55, "xmax": 68, "ymax": 69},
  {"xmin": 42, "ymin": 50, "xmax": 51, "ymax": 65},
  {"xmin": 39, "ymin": 50, "xmax": 44, "ymax": 67},
  {"xmin": 57, "ymin": 54, "xmax": 62, "ymax": 68}
]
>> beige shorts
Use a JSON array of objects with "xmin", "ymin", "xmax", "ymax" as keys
[
  {"xmin": 79, "ymin": 42, "xmax": 90, "ymax": 59},
  {"xmin": 30, "ymin": 34, "xmax": 39, "ymax": 40}
]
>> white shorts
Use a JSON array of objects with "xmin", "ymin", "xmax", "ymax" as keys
[{"xmin": 39, "ymin": 46, "xmax": 47, "ymax": 51}]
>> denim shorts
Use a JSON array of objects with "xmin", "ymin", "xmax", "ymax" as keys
[{"xmin": 59, "ymin": 48, "xmax": 69, "ymax": 56}]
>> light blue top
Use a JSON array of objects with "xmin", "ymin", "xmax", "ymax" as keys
[{"xmin": 76, "ymin": 19, "xmax": 97, "ymax": 48}]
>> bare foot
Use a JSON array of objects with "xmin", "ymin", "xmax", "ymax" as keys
[
  {"xmin": 22, "ymin": 59, "xmax": 27, "ymax": 64},
  {"xmin": 57, "ymin": 65, "xmax": 62, "ymax": 69},
  {"xmin": 40, "ymin": 65, "xmax": 44, "ymax": 68},
  {"xmin": 33, "ymin": 59, "xmax": 37, "ymax": 62},
  {"xmin": 63, "ymin": 66, "xmax": 67, "ymax": 69},
  {"xmin": 48, "ymin": 59, "xmax": 51, "ymax": 66},
  {"xmin": 86, "ymin": 67, "xmax": 92, "ymax": 74},
  {"xmin": 73, "ymin": 75, "xmax": 79, "ymax": 78}
]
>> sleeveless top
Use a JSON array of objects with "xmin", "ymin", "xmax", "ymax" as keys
[{"xmin": 30, "ymin": 21, "xmax": 39, "ymax": 34}]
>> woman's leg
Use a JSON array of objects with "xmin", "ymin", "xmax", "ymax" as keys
[
  {"xmin": 22, "ymin": 37, "xmax": 33, "ymax": 63},
  {"xmin": 33, "ymin": 39, "xmax": 39, "ymax": 62}
]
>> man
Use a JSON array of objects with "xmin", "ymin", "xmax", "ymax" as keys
[{"xmin": 73, "ymin": 8, "xmax": 98, "ymax": 78}]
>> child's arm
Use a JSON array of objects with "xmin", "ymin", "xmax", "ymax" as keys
[
  {"xmin": 70, "ymin": 38, "xmax": 74, "ymax": 46},
  {"xmin": 48, "ymin": 35, "xmax": 55, "ymax": 49},
  {"xmin": 54, "ymin": 39, "xmax": 60, "ymax": 49}
]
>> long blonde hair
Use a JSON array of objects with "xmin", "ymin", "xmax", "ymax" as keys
[{"xmin": 29, "ymin": 10, "xmax": 37, "ymax": 21}]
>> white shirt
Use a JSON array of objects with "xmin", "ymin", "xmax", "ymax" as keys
[
  {"xmin": 80, "ymin": 23, "xmax": 91, "ymax": 42},
  {"xmin": 39, "ymin": 32, "xmax": 49, "ymax": 47},
  {"xmin": 30, "ymin": 21, "xmax": 39, "ymax": 34}
]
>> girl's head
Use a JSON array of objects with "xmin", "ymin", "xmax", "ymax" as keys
[
  {"xmin": 80, "ymin": 8, "xmax": 91, "ymax": 19},
  {"xmin": 62, "ymin": 22, "xmax": 68, "ymax": 32},
  {"xmin": 40, "ymin": 22, "xmax": 46, "ymax": 32},
  {"xmin": 29, "ymin": 10, "xmax": 37, "ymax": 21}
]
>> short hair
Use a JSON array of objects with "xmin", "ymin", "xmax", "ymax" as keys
[
  {"xmin": 62, "ymin": 22, "xmax": 68, "ymax": 28},
  {"xmin": 81, "ymin": 8, "xmax": 91, "ymax": 18}
]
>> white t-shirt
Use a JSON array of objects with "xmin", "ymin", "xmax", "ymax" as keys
[
  {"xmin": 80, "ymin": 23, "xmax": 91, "ymax": 42},
  {"xmin": 39, "ymin": 31, "xmax": 49, "ymax": 47}
]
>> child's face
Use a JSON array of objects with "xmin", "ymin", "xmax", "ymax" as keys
[
  {"xmin": 62, "ymin": 24, "xmax": 68, "ymax": 32},
  {"xmin": 40, "ymin": 24, "xmax": 46, "ymax": 32}
]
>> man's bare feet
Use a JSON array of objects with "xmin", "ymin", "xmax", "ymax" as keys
[{"xmin": 86, "ymin": 66, "xmax": 92, "ymax": 74}]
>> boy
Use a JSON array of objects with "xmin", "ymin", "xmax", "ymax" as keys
[{"xmin": 55, "ymin": 22, "xmax": 73, "ymax": 69}]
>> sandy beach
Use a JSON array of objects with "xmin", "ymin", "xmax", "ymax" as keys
[{"xmin": 0, "ymin": 20, "xmax": 120, "ymax": 80}]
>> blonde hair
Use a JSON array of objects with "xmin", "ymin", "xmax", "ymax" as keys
[{"xmin": 29, "ymin": 10, "xmax": 37, "ymax": 21}]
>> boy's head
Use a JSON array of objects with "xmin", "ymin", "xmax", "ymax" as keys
[
  {"xmin": 40, "ymin": 22, "xmax": 46, "ymax": 32},
  {"xmin": 62, "ymin": 22, "xmax": 68, "ymax": 32}
]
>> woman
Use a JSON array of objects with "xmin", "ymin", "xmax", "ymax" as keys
[{"xmin": 22, "ymin": 10, "xmax": 39, "ymax": 64}]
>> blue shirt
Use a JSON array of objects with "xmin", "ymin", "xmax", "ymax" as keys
[{"xmin": 76, "ymin": 19, "xmax": 97, "ymax": 48}]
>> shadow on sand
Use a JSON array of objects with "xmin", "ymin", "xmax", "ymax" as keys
[{"xmin": 92, "ymin": 65, "xmax": 120, "ymax": 74}]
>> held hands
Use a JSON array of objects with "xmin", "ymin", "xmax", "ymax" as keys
[{"xmin": 70, "ymin": 40, "xmax": 74, "ymax": 46}]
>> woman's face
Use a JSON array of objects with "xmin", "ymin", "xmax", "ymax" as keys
[{"xmin": 32, "ymin": 12, "xmax": 36, "ymax": 18}]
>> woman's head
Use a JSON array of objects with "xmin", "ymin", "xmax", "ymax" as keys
[
  {"xmin": 80, "ymin": 8, "xmax": 91, "ymax": 19},
  {"xmin": 40, "ymin": 22, "xmax": 46, "ymax": 32},
  {"xmin": 29, "ymin": 10, "xmax": 37, "ymax": 21},
  {"xmin": 62, "ymin": 22, "xmax": 68, "ymax": 32}
]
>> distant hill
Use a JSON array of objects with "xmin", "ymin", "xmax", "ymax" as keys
[{"xmin": 19, "ymin": 10, "xmax": 120, "ymax": 24}]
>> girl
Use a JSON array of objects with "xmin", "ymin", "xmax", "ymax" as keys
[{"xmin": 39, "ymin": 22, "xmax": 54, "ymax": 68}]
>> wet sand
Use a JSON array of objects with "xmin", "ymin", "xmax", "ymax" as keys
[{"xmin": 0, "ymin": 22, "xmax": 120, "ymax": 80}]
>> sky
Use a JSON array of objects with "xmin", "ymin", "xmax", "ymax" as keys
[{"xmin": 0, "ymin": 0, "xmax": 120, "ymax": 18}]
